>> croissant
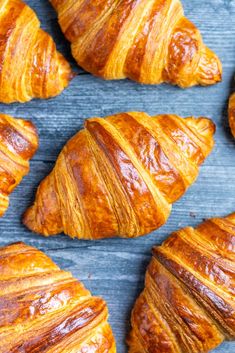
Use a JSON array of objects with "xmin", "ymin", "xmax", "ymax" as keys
[
  {"xmin": 24, "ymin": 112, "xmax": 215, "ymax": 239},
  {"xmin": 0, "ymin": 241, "xmax": 116, "ymax": 352},
  {"xmin": 229, "ymin": 93, "xmax": 235, "ymax": 137},
  {"xmin": 0, "ymin": 113, "xmax": 38, "ymax": 216},
  {"xmin": 0, "ymin": 0, "xmax": 72, "ymax": 103},
  {"xmin": 128, "ymin": 212, "xmax": 235, "ymax": 353},
  {"xmin": 49, "ymin": 0, "xmax": 222, "ymax": 88}
]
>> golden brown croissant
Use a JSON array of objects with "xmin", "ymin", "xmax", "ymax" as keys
[
  {"xmin": 0, "ymin": 113, "xmax": 38, "ymax": 216},
  {"xmin": 0, "ymin": 241, "xmax": 116, "ymax": 352},
  {"xmin": 128, "ymin": 212, "xmax": 235, "ymax": 353},
  {"xmin": 229, "ymin": 93, "xmax": 235, "ymax": 137},
  {"xmin": 24, "ymin": 112, "xmax": 215, "ymax": 239},
  {"xmin": 50, "ymin": 0, "xmax": 222, "ymax": 88},
  {"xmin": 0, "ymin": 0, "xmax": 72, "ymax": 103}
]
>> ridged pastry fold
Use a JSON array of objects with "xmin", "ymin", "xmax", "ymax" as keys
[
  {"xmin": 50, "ymin": 0, "xmax": 222, "ymax": 87},
  {"xmin": 0, "ymin": 0, "xmax": 72, "ymax": 103},
  {"xmin": 128, "ymin": 213, "xmax": 235, "ymax": 353},
  {"xmin": 0, "ymin": 242, "xmax": 116, "ymax": 353},
  {"xmin": 0, "ymin": 113, "xmax": 38, "ymax": 216},
  {"xmin": 24, "ymin": 112, "xmax": 215, "ymax": 239}
]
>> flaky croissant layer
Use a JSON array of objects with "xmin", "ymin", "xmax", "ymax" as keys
[
  {"xmin": 50, "ymin": 0, "xmax": 222, "ymax": 87},
  {"xmin": 0, "ymin": 0, "xmax": 72, "ymax": 103},
  {"xmin": 0, "ymin": 242, "xmax": 116, "ymax": 353},
  {"xmin": 128, "ymin": 212, "xmax": 235, "ymax": 353},
  {"xmin": 24, "ymin": 112, "xmax": 215, "ymax": 239},
  {"xmin": 0, "ymin": 114, "xmax": 38, "ymax": 216}
]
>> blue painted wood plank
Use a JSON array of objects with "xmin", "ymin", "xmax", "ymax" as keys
[{"xmin": 0, "ymin": 1, "xmax": 234, "ymax": 352}]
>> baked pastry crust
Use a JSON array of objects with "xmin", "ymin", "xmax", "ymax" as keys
[
  {"xmin": 0, "ymin": 242, "xmax": 116, "ymax": 353},
  {"xmin": 24, "ymin": 112, "xmax": 215, "ymax": 239},
  {"xmin": 229, "ymin": 93, "xmax": 235, "ymax": 137},
  {"xmin": 128, "ymin": 213, "xmax": 235, "ymax": 353},
  {"xmin": 0, "ymin": 0, "xmax": 72, "ymax": 103},
  {"xmin": 50, "ymin": 0, "xmax": 222, "ymax": 87},
  {"xmin": 0, "ymin": 114, "xmax": 38, "ymax": 216}
]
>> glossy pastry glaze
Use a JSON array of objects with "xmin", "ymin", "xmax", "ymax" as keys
[
  {"xmin": 50, "ymin": 0, "xmax": 222, "ymax": 87},
  {"xmin": 0, "ymin": 242, "xmax": 116, "ymax": 353},
  {"xmin": 229, "ymin": 93, "xmax": 235, "ymax": 137},
  {"xmin": 24, "ymin": 112, "xmax": 215, "ymax": 239},
  {"xmin": 128, "ymin": 213, "xmax": 235, "ymax": 353},
  {"xmin": 0, "ymin": 0, "xmax": 72, "ymax": 103},
  {"xmin": 0, "ymin": 114, "xmax": 38, "ymax": 216}
]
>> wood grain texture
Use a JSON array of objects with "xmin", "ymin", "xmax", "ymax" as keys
[{"xmin": 0, "ymin": 1, "xmax": 234, "ymax": 352}]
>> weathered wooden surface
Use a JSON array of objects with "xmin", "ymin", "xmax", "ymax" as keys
[{"xmin": 0, "ymin": 1, "xmax": 235, "ymax": 352}]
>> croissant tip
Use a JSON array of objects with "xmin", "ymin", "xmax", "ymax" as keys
[
  {"xmin": 25, "ymin": 119, "xmax": 39, "ymax": 137},
  {"xmin": 18, "ymin": 118, "xmax": 39, "ymax": 156},
  {"xmin": 197, "ymin": 46, "xmax": 222, "ymax": 86},
  {"xmin": 186, "ymin": 117, "xmax": 216, "ymax": 140},
  {"xmin": 200, "ymin": 117, "xmax": 216, "ymax": 134},
  {"xmin": 23, "ymin": 205, "xmax": 62, "ymax": 237},
  {"xmin": 226, "ymin": 212, "xmax": 235, "ymax": 223},
  {"xmin": 22, "ymin": 206, "xmax": 44, "ymax": 236}
]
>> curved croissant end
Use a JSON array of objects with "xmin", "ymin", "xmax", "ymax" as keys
[
  {"xmin": 0, "ymin": 0, "xmax": 72, "ymax": 103},
  {"xmin": 128, "ymin": 213, "xmax": 235, "ymax": 353},
  {"xmin": 24, "ymin": 112, "xmax": 215, "ymax": 239},
  {"xmin": 0, "ymin": 114, "xmax": 38, "ymax": 216},
  {"xmin": 229, "ymin": 93, "xmax": 235, "ymax": 137},
  {"xmin": 227, "ymin": 212, "xmax": 235, "ymax": 223},
  {"xmin": 0, "ymin": 242, "xmax": 116, "ymax": 352},
  {"xmin": 50, "ymin": 0, "xmax": 221, "ymax": 88}
]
